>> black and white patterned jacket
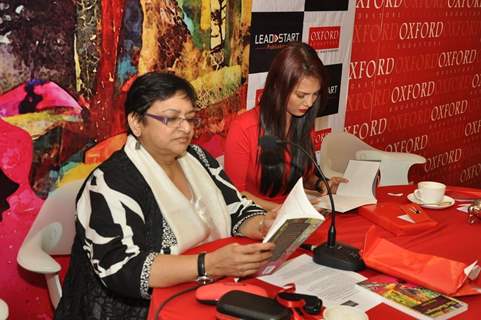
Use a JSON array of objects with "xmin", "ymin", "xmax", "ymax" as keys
[{"xmin": 55, "ymin": 145, "xmax": 265, "ymax": 320}]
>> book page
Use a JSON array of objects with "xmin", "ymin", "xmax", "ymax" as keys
[
  {"xmin": 263, "ymin": 178, "xmax": 323, "ymax": 241},
  {"xmin": 336, "ymin": 160, "xmax": 380, "ymax": 198},
  {"xmin": 317, "ymin": 160, "xmax": 380, "ymax": 213},
  {"xmin": 317, "ymin": 195, "xmax": 377, "ymax": 213}
]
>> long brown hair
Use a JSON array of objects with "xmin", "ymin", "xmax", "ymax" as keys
[{"xmin": 259, "ymin": 42, "xmax": 328, "ymax": 197}]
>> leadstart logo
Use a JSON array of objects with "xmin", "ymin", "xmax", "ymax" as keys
[
  {"xmin": 249, "ymin": 11, "xmax": 303, "ymax": 73},
  {"xmin": 253, "ymin": 32, "xmax": 301, "ymax": 47}
]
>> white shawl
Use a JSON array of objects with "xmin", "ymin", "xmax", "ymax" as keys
[{"xmin": 124, "ymin": 135, "xmax": 230, "ymax": 254}]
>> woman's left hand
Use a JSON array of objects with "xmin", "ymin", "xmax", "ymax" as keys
[
  {"xmin": 317, "ymin": 176, "xmax": 349, "ymax": 195},
  {"xmin": 258, "ymin": 206, "xmax": 280, "ymax": 238},
  {"xmin": 240, "ymin": 207, "xmax": 280, "ymax": 240},
  {"xmin": 327, "ymin": 176, "xmax": 349, "ymax": 194}
]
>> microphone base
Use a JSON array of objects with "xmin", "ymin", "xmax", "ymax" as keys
[{"xmin": 312, "ymin": 242, "xmax": 366, "ymax": 271}]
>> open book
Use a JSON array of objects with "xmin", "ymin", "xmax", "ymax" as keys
[
  {"xmin": 257, "ymin": 178, "xmax": 324, "ymax": 276},
  {"xmin": 357, "ymin": 275, "xmax": 468, "ymax": 320},
  {"xmin": 315, "ymin": 160, "xmax": 380, "ymax": 213}
]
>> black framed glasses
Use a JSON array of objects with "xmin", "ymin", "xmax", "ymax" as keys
[{"xmin": 145, "ymin": 113, "xmax": 202, "ymax": 128}]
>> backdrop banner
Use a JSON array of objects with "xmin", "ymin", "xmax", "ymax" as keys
[
  {"xmin": 246, "ymin": 0, "xmax": 356, "ymax": 134},
  {"xmin": 347, "ymin": 1, "xmax": 481, "ymax": 186}
]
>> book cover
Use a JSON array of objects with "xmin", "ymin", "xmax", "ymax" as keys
[
  {"xmin": 257, "ymin": 178, "xmax": 324, "ymax": 276},
  {"xmin": 357, "ymin": 275, "xmax": 468, "ymax": 320}
]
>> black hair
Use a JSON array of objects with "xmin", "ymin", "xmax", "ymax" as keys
[
  {"xmin": 258, "ymin": 42, "xmax": 328, "ymax": 197},
  {"xmin": 124, "ymin": 72, "xmax": 197, "ymax": 134}
]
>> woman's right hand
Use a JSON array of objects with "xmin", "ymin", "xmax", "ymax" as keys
[{"xmin": 205, "ymin": 242, "xmax": 274, "ymax": 278}]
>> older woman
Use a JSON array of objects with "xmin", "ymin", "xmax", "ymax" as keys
[{"xmin": 55, "ymin": 72, "xmax": 275, "ymax": 319}]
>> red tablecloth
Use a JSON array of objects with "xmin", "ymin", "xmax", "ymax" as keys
[{"xmin": 148, "ymin": 185, "xmax": 481, "ymax": 320}]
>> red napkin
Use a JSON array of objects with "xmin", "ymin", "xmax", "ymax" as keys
[{"xmin": 361, "ymin": 226, "xmax": 481, "ymax": 297}]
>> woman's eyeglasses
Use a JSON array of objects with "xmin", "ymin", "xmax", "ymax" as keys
[{"xmin": 145, "ymin": 113, "xmax": 202, "ymax": 128}]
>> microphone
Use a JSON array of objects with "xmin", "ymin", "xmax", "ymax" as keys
[{"xmin": 259, "ymin": 135, "xmax": 365, "ymax": 271}]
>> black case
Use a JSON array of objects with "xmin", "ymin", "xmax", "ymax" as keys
[{"xmin": 216, "ymin": 290, "xmax": 291, "ymax": 320}]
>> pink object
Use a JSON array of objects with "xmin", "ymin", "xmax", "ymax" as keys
[
  {"xmin": 195, "ymin": 281, "xmax": 268, "ymax": 304},
  {"xmin": 0, "ymin": 80, "xmax": 82, "ymax": 116}
]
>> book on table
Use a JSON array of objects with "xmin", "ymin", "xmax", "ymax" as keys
[
  {"xmin": 256, "ymin": 177, "xmax": 325, "ymax": 276},
  {"xmin": 356, "ymin": 275, "xmax": 468, "ymax": 320},
  {"xmin": 315, "ymin": 159, "xmax": 380, "ymax": 213}
]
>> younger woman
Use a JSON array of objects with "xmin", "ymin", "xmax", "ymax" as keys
[{"xmin": 224, "ymin": 42, "xmax": 346, "ymax": 210}]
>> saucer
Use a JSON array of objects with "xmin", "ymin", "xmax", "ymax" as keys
[{"xmin": 407, "ymin": 193, "xmax": 455, "ymax": 209}]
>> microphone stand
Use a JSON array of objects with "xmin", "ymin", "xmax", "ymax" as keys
[{"xmin": 279, "ymin": 139, "xmax": 365, "ymax": 271}]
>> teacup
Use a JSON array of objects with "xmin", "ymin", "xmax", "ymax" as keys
[
  {"xmin": 323, "ymin": 305, "xmax": 368, "ymax": 320},
  {"xmin": 414, "ymin": 181, "xmax": 446, "ymax": 204}
]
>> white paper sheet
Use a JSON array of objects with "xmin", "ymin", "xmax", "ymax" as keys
[
  {"xmin": 316, "ymin": 160, "xmax": 380, "ymax": 213},
  {"xmin": 258, "ymin": 254, "xmax": 382, "ymax": 312}
]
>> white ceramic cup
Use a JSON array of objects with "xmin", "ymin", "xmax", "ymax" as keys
[
  {"xmin": 414, "ymin": 181, "xmax": 446, "ymax": 204},
  {"xmin": 323, "ymin": 306, "xmax": 369, "ymax": 320}
]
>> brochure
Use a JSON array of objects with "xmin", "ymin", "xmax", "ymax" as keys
[{"xmin": 357, "ymin": 275, "xmax": 468, "ymax": 320}]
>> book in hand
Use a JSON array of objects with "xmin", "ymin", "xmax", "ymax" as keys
[
  {"xmin": 257, "ymin": 178, "xmax": 325, "ymax": 276},
  {"xmin": 315, "ymin": 160, "xmax": 380, "ymax": 213},
  {"xmin": 357, "ymin": 275, "xmax": 468, "ymax": 320}
]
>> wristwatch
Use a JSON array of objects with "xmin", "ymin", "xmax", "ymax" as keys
[{"xmin": 196, "ymin": 252, "xmax": 213, "ymax": 284}]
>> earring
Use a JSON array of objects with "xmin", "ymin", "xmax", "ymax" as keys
[{"xmin": 135, "ymin": 139, "xmax": 141, "ymax": 150}]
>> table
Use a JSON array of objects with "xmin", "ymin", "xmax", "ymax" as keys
[{"xmin": 148, "ymin": 185, "xmax": 481, "ymax": 320}]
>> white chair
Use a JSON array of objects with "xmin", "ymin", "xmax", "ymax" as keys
[
  {"xmin": 0, "ymin": 299, "xmax": 8, "ymax": 320},
  {"xmin": 319, "ymin": 132, "xmax": 426, "ymax": 186},
  {"xmin": 17, "ymin": 180, "xmax": 83, "ymax": 309}
]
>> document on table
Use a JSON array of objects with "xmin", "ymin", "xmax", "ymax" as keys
[
  {"xmin": 258, "ymin": 254, "xmax": 381, "ymax": 312},
  {"xmin": 315, "ymin": 160, "xmax": 380, "ymax": 213}
]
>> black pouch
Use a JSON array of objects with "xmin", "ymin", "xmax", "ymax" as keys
[{"xmin": 216, "ymin": 290, "xmax": 291, "ymax": 320}]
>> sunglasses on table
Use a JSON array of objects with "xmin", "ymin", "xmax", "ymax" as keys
[{"xmin": 145, "ymin": 113, "xmax": 202, "ymax": 128}]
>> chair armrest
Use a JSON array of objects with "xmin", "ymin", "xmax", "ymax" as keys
[
  {"xmin": 0, "ymin": 299, "xmax": 8, "ymax": 319},
  {"xmin": 17, "ymin": 223, "xmax": 62, "ymax": 274},
  {"xmin": 356, "ymin": 149, "xmax": 426, "ymax": 164},
  {"xmin": 356, "ymin": 150, "xmax": 426, "ymax": 186}
]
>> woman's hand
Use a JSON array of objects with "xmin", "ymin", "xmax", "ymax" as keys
[
  {"xmin": 257, "ymin": 206, "xmax": 279, "ymax": 237},
  {"xmin": 238, "ymin": 207, "xmax": 280, "ymax": 240},
  {"xmin": 205, "ymin": 242, "xmax": 274, "ymax": 278},
  {"xmin": 327, "ymin": 176, "xmax": 349, "ymax": 194},
  {"xmin": 317, "ymin": 176, "xmax": 349, "ymax": 195}
]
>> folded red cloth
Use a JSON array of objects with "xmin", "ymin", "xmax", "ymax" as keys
[{"xmin": 358, "ymin": 202, "xmax": 439, "ymax": 236}]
